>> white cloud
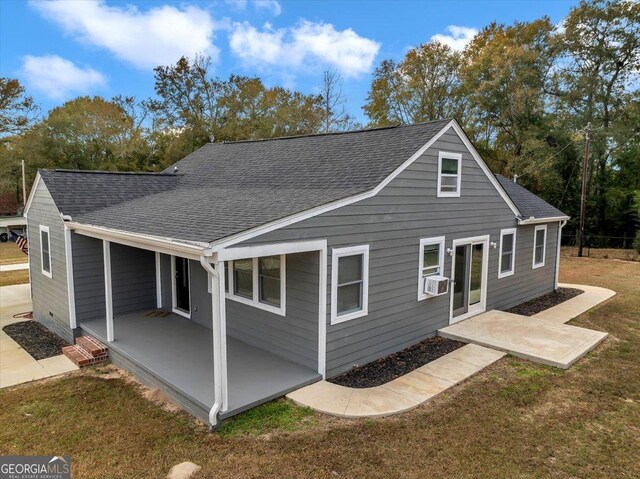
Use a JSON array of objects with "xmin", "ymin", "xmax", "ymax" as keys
[
  {"xmin": 229, "ymin": 20, "xmax": 380, "ymax": 77},
  {"xmin": 253, "ymin": 0, "xmax": 281, "ymax": 16},
  {"xmin": 30, "ymin": 0, "xmax": 218, "ymax": 70},
  {"xmin": 431, "ymin": 25, "xmax": 478, "ymax": 51},
  {"xmin": 20, "ymin": 55, "xmax": 107, "ymax": 99}
]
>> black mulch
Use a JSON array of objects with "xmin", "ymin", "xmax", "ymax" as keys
[
  {"xmin": 328, "ymin": 336, "xmax": 466, "ymax": 388},
  {"xmin": 3, "ymin": 320, "xmax": 70, "ymax": 360},
  {"xmin": 507, "ymin": 287, "xmax": 584, "ymax": 317}
]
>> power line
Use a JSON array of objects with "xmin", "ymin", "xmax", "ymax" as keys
[{"xmin": 516, "ymin": 136, "xmax": 581, "ymax": 179}]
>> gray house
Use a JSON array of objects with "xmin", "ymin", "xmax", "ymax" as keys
[{"xmin": 24, "ymin": 119, "xmax": 568, "ymax": 427}]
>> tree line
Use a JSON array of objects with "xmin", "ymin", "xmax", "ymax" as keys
[{"xmin": 1, "ymin": 0, "xmax": 638, "ymax": 248}]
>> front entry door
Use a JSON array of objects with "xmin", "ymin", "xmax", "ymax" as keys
[
  {"xmin": 174, "ymin": 256, "xmax": 190, "ymax": 313},
  {"xmin": 451, "ymin": 237, "xmax": 488, "ymax": 323}
]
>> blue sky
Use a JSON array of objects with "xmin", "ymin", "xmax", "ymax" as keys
[{"xmin": 1, "ymin": 0, "xmax": 578, "ymax": 124}]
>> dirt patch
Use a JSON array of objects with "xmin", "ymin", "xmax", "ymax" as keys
[
  {"xmin": 328, "ymin": 336, "xmax": 465, "ymax": 388},
  {"xmin": 506, "ymin": 287, "xmax": 583, "ymax": 316},
  {"xmin": 2, "ymin": 320, "xmax": 70, "ymax": 360}
]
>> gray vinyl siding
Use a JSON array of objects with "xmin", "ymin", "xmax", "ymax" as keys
[
  {"xmin": 111, "ymin": 243, "xmax": 156, "ymax": 315},
  {"xmin": 26, "ymin": 181, "xmax": 72, "ymax": 342},
  {"xmin": 72, "ymin": 233, "xmax": 105, "ymax": 323},
  {"xmin": 226, "ymin": 251, "xmax": 319, "ymax": 369},
  {"xmin": 237, "ymin": 126, "xmax": 561, "ymax": 377}
]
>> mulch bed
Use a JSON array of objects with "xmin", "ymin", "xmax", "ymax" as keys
[
  {"xmin": 328, "ymin": 336, "xmax": 465, "ymax": 388},
  {"xmin": 3, "ymin": 320, "xmax": 70, "ymax": 360},
  {"xmin": 507, "ymin": 287, "xmax": 584, "ymax": 317}
]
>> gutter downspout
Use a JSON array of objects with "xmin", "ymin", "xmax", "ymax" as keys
[
  {"xmin": 200, "ymin": 256, "xmax": 223, "ymax": 430},
  {"xmin": 554, "ymin": 219, "xmax": 568, "ymax": 291}
]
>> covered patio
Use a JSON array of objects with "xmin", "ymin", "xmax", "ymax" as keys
[{"xmin": 80, "ymin": 310, "xmax": 321, "ymax": 420}]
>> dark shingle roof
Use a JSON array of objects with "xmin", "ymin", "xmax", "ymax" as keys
[
  {"xmin": 496, "ymin": 174, "xmax": 568, "ymax": 220},
  {"xmin": 43, "ymin": 120, "xmax": 452, "ymax": 244}
]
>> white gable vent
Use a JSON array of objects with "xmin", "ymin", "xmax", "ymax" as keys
[{"xmin": 423, "ymin": 275, "xmax": 449, "ymax": 296}]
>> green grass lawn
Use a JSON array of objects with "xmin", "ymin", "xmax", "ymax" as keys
[{"xmin": 0, "ymin": 257, "xmax": 638, "ymax": 478}]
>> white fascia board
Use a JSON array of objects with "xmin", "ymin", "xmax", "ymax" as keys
[
  {"xmin": 518, "ymin": 215, "xmax": 570, "ymax": 225},
  {"xmin": 23, "ymin": 172, "xmax": 41, "ymax": 218},
  {"xmin": 217, "ymin": 239, "xmax": 328, "ymax": 261},
  {"xmin": 67, "ymin": 222, "xmax": 209, "ymax": 260}
]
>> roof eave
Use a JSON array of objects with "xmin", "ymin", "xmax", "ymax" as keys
[{"xmin": 517, "ymin": 215, "xmax": 570, "ymax": 225}]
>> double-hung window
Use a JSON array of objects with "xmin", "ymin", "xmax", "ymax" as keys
[
  {"xmin": 331, "ymin": 245, "xmax": 369, "ymax": 324},
  {"xmin": 418, "ymin": 237, "xmax": 445, "ymax": 300},
  {"xmin": 532, "ymin": 225, "xmax": 547, "ymax": 269},
  {"xmin": 227, "ymin": 256, "xmax": 286, "ymax": 315},
  {"xmin": 498, "ymin": 228, "xmax": 516, "ymax": 278},
  {"xmin": 40, "ymin": 225, "xmax": 52, "ymax": 278},
  {"xmin": 437, "ymin": 152, "xmax": 462, "ymax": 197}
]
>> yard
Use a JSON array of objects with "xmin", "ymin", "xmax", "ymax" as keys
[
  {"xmin": 0, "ymin": 255, "xmax": 638, "ymax": 478},
  {"xmin": 0, "ymin": 242, "xmax": 29, "ymax": 286}
]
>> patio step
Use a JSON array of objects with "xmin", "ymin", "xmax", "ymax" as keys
[{"xmin": 62, "ymin": 336, "xmax": 109, "ymax": 368}]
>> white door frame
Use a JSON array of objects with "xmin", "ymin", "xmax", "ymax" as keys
[
  {"xmin": 171, "ymin": 255, "xmax": 192, "ymax": 319},
  {"xmin": 449, "ymin": 235, "xmax": 490, "ymax": 324}
]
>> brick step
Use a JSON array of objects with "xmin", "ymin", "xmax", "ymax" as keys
[
  {"xmin": 75, "ymin": 335, "xmax": 108, "ymax": 358},
  {"xmin": 63, "ymin": 340, "xmax": 109, "ymax": 368}
]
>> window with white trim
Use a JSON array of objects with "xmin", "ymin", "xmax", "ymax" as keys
[
  {"xmin": 331, "ymin": 245, "xmax": 369, "ymax": 324},
  {"xmin": 532, "ymin": 225, "xmax": 547, "ymax": 269},
  {"xmin": 437, "ymin": 151, "xmax": 462, "ymax": 197},
  {"xmin": 226, "ymin": 256, "xmax": 286, "ymax": 315},
  {"xmin": 40, "ymin": 225, "xmax": 52, "ymax": 278},
  {"xmin": 498, "ymin": 228, "xmax": 516, "ymax": 278},
  {"xmin": 417, "ymin": 237, "xmax": 445, "ymax": 300}
]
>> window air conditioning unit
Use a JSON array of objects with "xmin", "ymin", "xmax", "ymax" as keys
[{"xmin": 423, "ymin": 275, "xmax": 449, "ymax": 296}]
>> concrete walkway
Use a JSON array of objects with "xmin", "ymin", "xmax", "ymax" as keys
[
  {"xmin": 0, "ymin": 284, "xmax": 77, "ymax": 388},
  {"xmin": 287, "ymin": 344, "xmax": 505, "ymax": 417},
  {"xmin": 0, "ymin": 262, "xmax": 29, "ymax": 272},
  {"xmin": 533, "ymin": 283, "xmax": 616, "ymax": 323},
  {"xmin": 439, "ymin": 310, "xmax": 608, "ymax": 369}
]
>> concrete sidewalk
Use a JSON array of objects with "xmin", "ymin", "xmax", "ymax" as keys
[
  {"xmin": 287, "ymin": 344, "xmax": 505, "ymax": 418},
  {"xmin": 533, "ymin": 283, "xmax": 616, "ymax": 323},
  {"xmin": 0, "ymin": 262, "xmax": 29, "ymax": 272},
  {"xmin": 0, "ymin": 284, "xmax": 77, "ymax": 388}
]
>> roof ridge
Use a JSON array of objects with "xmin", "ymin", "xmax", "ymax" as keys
[
  {"xmin": 46, "ymin": 169, "xmax": 177, "ymax": 177},
  {"xmin": 220, "ymin": 118, "xmax": 453, "ymax": 145}
]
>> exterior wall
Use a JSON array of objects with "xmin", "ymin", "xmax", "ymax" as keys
[
  {"xmin": 226, "ymin": 251, "xmax": 319, "ymax": 369},
  {"xmin": 26, "ymin": 181, "xmax": 71, "ymax": 342},
  {"xmin": 111, "ymin": 243, "xmax": 156, "ymax": 315},
  {"xmin": 237, "ymin": 126, "xmax": 561, "ymax": 377},
  {"xmin": 72, "ymin": 234, "xmax": 105, "ymax": 323}
]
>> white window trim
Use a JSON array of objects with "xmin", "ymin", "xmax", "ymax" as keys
[
  {"xmin": 226, "ymin": 255, "xmax": 286, "ymax": 316},
  {"xmin": 498, "ymin": 228, "xmax": 517, "ymax": 279},
  {"xmin": 417, "ymin": 236, "xmax": 446, "ymax": 301},
  {"xmin": 532, "ymin": 224, "xmax": 547, "ymax": 269},
  {"xmin": 171, "ymin": 255, "xmax": 192, "ymax": 319},
  {"xmin": 331, "ymin": 245, "xmax": 369, "ymax": 325},
  {"xmin": 39, "ymin": 225, "xmax": 52, "ymax": 278},
  {"xmin": 437, "ymin": 151, "xmax": 462, "ymax": 198}
]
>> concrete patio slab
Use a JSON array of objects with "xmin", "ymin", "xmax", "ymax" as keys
[
  {"xmin": 533, "ymin": 283, "xmax": 616, "ymax": 323},
  {"xmin": 0, "ymin": 284, "xmax": 78, "ymax": 389},
  {"xmin": 287, "ymin": 343, "xmax": 505, "ymax": 418},
  {"xmin": 0, "ymin": 262, "xmax": 29, "ymax": 272},
  {"xmin": 439, "ymin": 310, "xmax": 608, "ymax": 369}
]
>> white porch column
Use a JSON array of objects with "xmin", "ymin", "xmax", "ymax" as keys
[
  {"xmin": 217, "ymin": 261, "xmax": 228, "ymax": 412},
  {"xmin": 64, "ymin": 226, "xmax": 77, "ymax": 329},
  {"xmin": 554, "ymin": 220, "xmax": 567, "ymax": 291},
  {"xmin": 103, "ymin": 240, "xmax": 114, "ymax": 342},
  {"xmin": 155, "ymin": 252, "xmax": 162, "ymax": 308}
]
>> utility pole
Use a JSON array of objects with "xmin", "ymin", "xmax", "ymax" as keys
[
  {"xmin": 21, "ymin": 160, "xmax": 27, "ymax": 208},
  {"xmin": 578, "ymin": 123, "xmax": 591, "ymax": 257}
]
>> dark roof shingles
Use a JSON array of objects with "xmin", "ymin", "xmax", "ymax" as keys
[{"xmin": 496, "ymin": 174, "xmax": 567, "ymax": 220}]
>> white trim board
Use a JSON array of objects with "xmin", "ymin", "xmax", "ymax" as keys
[
  {"xmin": 207, "ymin": 119, "xmax": 522, "ymax": 251},
  {"xmin": 39, "ymin": 224, "xmax": 52, "ymax": 278},
  {"xmin": 171, "ymin": 255, "xmax": 192, "ymax": 319},
  {"xmin": 532, "ymin": 224, "xmax": 547, "ymax": 269},
  {"xmin": 498, "ymin": 228, "xmax": 517, "ymax": 279},
  {"xmin": 417, "ymin": 236, "xmax": 446, "ymax": 301},
  {"xmin": 23, "ymin": 172, "xmax": 41, "ymax": 218},
  {"xmin": 449, "ymin": 235, "xmax": 490, "ymax": 324},
  {"xmin": 330, "ymin": 244, "xmax": 370, "ymax": 325},
  {"xmin": 437, "ymin": 151, "xmax": 462, "ymax": 198},
  {"xmin": 64, "ymin": 226, "xmax": 77, "ymax": 329}
]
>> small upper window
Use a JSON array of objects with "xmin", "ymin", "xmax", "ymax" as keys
[
  {"xmin": 437, "ymin": 152, "xmax": 462, "ymax": 197},
  {"xmin": 418, "ymin": 237, "xmax": 445, "ymax": 300},
  {"xmin": 498, "ymin": 228, "xmax": 517, "ymax": 278},
  {"xmin": 331, "ymin": 245, "xmax": 369, "ymax": 324},
  {"xmin": 40, "ymin": 225, "xmax": 52, "ymax": 278},
  {"xmin": 233, "ymin": 258, "xmax": 253, "ymax": 298},
  {"xmin": 532, "ymin": 225, "xmax": 547, "ymax": 269}
]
